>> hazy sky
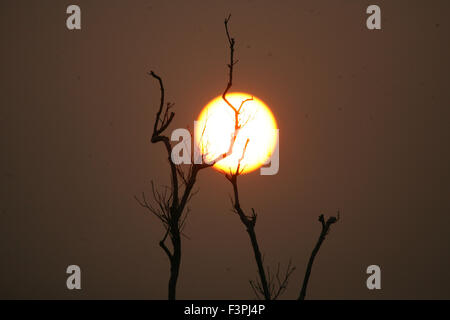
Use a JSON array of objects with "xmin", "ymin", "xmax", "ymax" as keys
[{"xmin": 1, "ymin": 0, "xmax": 449, "ymax": 299}]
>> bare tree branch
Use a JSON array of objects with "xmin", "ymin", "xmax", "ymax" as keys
[
  {"xmin": 149, "ymin": 71, "xmax": 175, "ymax": 137},
  {"xmin": 218, "ymin": 15, "xmax": 274, "ymax": 301},
  {"xmin": 250, "ymin": 259, "xmax": 295, "ymax": 300},
  {"xmin": 159, "ymin": 226, "xmax": 173, "ymax": 261},
  {"xmin": 298, "ymin": 212, "xmax": 340, "ymax": 300},
  {"xmin": 138, "ymin": 14, "xmax": 340, "ymax": 303},
  {"xmin": 149, "ymin": 71, "xmax": 179, "ymax": 208},
  {"xmin": 227, "ymin": 154, "xmax": 271, "ymax": 299}
]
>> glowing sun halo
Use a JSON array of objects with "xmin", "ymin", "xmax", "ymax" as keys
[{"xmin": 195, "ymin": 92, "xmax": 278, "ymax": 174}]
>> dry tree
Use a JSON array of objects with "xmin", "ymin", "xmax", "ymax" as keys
[
  {"xmin": 221, "ymin": 16, "xmax": 339, "ymax": 300},
  {"xmin": 221, "ymin": 15, "xmax": 295, "ymax": 301},
  {"xmin": 223, "ymin": 130, "xmax": 296, "ymax": 300},
  {"xmin": 135, "ymin": 15, "xmax": 250, "ymax": 301}
]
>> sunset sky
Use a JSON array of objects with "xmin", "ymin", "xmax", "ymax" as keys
[{"xmin": 1, "ymin": 0, "xmax": 449, "ymax": 299}]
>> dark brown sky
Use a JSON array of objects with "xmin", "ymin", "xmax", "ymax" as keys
[{"xmin": 1, "ymin": 0, "xmax": 449, "ymax": 299}]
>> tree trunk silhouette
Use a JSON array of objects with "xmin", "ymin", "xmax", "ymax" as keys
[
  {"xmin": 168, "ymin": 224, "xmax": 181, "ymax": 300},
  {"xmin": 229, "ymin": 174, "xmax": 271, "ymax": 300}
]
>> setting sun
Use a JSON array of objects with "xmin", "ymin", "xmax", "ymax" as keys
[{"xmin": 195, "ymin": 92, "xmax": 278, "ymax": 174}]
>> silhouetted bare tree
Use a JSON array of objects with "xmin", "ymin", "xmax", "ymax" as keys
[
  {"xmin": 221, "ymin": 16, "xmax": 296, "ymax": 301},
  {"xmin": 135, "ymin": 15, "xmax": 250, "ymax": 300}
]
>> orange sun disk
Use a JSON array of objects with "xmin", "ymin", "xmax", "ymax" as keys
[{"xmin": 195, "ymin": 92, "xmax": 278, "ymax": 174}]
